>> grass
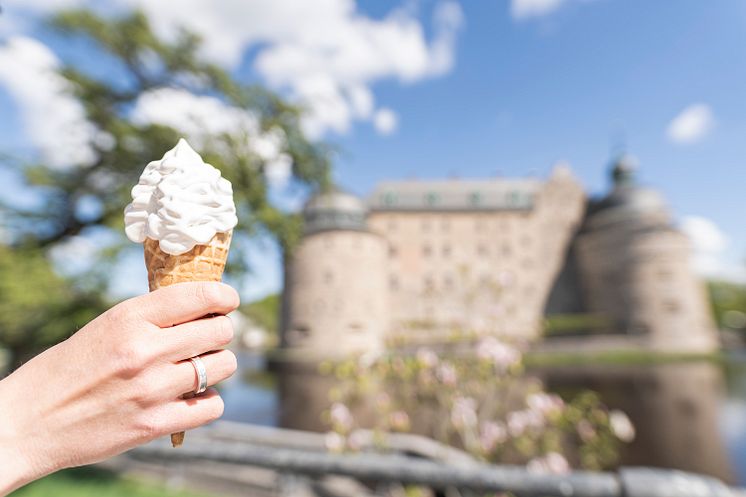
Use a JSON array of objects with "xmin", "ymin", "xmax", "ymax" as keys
[
  {"xmin": 10, "ymin": 466, "xmax": 218, "ymax": 497},
  {"xmin": 524, "ymin": 349, "xmax": 725, "ymax": 367}
]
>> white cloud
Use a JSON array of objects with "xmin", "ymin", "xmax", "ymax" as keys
[
  {"xmin": 131, "ymin": 87, "xmax": 293, "ymax": 187},
  {"xmin": 373, "ymin": 108, "xmax": 399, "ymax": 135},
  {"xmin": 510, "ymin": 0, "xmax": 602, "ymax": 20},
  {"xmin": 681, "ymin": 216, "xmax": 745, "ymax": 283},
  {"xmin": 666, "ymin": 103, "xmax": 714, "ymax": 145},
  {"xmin": 0, "ymin": 36, "xmax": 98, "ymax": 169},
  {"xmin": 511, "ymin": 0, "xmax": 565, "ymax": 20},
  {"xmin": 131, "ymin": 87, "xmax": 261, "ymax": 147},
  {"xmin": 1, "ymin": 0, "xmax": 463, "ymax": 139}
]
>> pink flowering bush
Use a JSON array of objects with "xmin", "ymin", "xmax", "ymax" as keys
[{"xmin": 321, "ymin": 338, "xmax": 633, "ymax": 471}]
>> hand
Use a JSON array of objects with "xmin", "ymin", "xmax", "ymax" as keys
[{"xmin": 0, "ymin": 282, "xmax": 240, "ymax": 495}]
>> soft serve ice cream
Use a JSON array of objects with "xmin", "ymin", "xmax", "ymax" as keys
[{"xmin": 124, "ymin": 139, "xmax": 237, "ymax": 255}]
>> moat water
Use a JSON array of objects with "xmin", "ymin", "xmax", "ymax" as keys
[{"xmin": 220, "ymin": 351, "xmax": 746, "ymax": 485}]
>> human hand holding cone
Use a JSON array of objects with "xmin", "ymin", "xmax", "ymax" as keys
[
  {"xmin": 144, "ymin": 230, "xmax": 232, "ymax": 446},
  {"xmin": 125, "ymin": 139, "xmax": 238, "ymax": 447}
]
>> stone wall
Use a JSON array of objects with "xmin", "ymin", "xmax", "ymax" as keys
[{"xmin": 284, "ymin": 230, "xmax": 389, "ymax": 357}]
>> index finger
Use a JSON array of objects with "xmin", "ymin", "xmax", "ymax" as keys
[{"xmin": 128, "ymin": 282, "xmax": 240, "ymax": 328}]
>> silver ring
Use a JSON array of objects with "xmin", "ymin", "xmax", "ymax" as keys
[{"xmin": 189, "ymin": 356, "xmax": 208, "ymax": 395}]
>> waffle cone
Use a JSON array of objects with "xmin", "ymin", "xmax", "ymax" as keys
[
  {"xmin": 144, "ymin": 231, "xmax": 232, "ymax": 291},
  {"xmin": 144, "ymin": 230, "xmax": 232, "ymax": 447}
]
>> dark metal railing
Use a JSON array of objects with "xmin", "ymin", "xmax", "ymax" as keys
[{"xmin": 130, "ymin": 422, "xmax": 745, "ymax": 497}]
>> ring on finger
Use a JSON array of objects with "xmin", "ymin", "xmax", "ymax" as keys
[{"xmin": 189, "ymin": 356, "xmax": 208, "ymax": 395}]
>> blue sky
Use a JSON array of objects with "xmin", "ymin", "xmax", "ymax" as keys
[{"xmin": 1, "ymin": 0, "xmax": 744, "ymax": 298}]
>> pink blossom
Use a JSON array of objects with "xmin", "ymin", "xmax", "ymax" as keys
[
  {"xmin": 417, "ymin": 348, "xmax": 439, "ymax": 368},
  {"xmin": 609, "ymin": 410, "xmax": 635, "ymax": 442},
  {"xmin": 451, "ymin": 396, "xmax": 478, "ymax": 429},
  {"xmin": 436, "ymin": 362, "xmax": 458, "ymax": 386},
  {"xmin": 576, "ymin": 419, "xmax": 596, "ymax": 442},
  {"xmin": 325, "ymin": 431, "xmax": 346, "ymax": 452},
  {"xmin": 527, "ymin": 452, "xmax": 570, "ymax": 474},
  {"xmin": 330, "ymin": 402, "xmax": 353, "ymax": 430},
  {"xmin": 389, "ymin": 410, "xmax": 411, "ymax": 431},
  {"xmin": 476, "ymin": 336, "xmax": 521, "ymax": 371},
  {"xmin": 479, "ymin": 421, "xmax": 507, "ymax": 452},
  {"xmin": 347, "ymin": 429, "xmax": 370, "ymax": 451},
  {"xmin": 526, "ymin": 392, "xmax": 564, "ymax": 417},
  {"xmin": 507, "ymin": 409, "xmax": 544, "ymax": 437}
]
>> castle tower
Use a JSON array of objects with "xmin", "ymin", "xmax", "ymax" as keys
[
  {"xmin": 282, "ymin": 188, "xmax": 389, "ymax": 358},
  {"xmin": 574, "ymin": 156, "xmax": 718, "ymax": 352}
]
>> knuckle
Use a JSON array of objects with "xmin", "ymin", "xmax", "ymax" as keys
[
  {"xmin": 114, "ymin": 340, "xmax": 152, "ymax": 376},
  {"xmin": 207, "ymin": 396, "xmax": 225, "ymax": 422},
  {"xmin": 215, "ymin": 316, "xmax": 235, "ymax": 346},
  {"xmin": 134, "ymin": 412, "xmax": 162, "ymax": 440},
  {"xmin": 196, "ymin": 282, "xmax": 222, "ymax": 309},
  {"xmin": 223, "ymin": 350, "xmax": 238, "ymax": 376}
]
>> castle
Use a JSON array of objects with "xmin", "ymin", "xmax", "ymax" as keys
[{"xmin": 280, "ymin": 156, "xmax": 718, "ymax": 357}]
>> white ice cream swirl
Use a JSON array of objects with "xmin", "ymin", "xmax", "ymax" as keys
[{"xmin": 124, "ymin": 139, "xmax": 238, "ymax": 255}]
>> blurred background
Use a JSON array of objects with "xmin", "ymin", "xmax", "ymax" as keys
[{"xmin": 1, "ymin": 1, "xmax": 746, "ymax": 496}]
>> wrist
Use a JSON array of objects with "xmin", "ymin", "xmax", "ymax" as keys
[{"xmin": 0, "ymin": 377, "xmax": 38, "ymax": 495}]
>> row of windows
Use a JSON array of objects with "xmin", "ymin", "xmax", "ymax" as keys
[
  {"xmin": 389, "ymin": 274, "xmax": 532, "ymax": 293},
  {"xmin": 388, "ymin": 243, "xmax": 533, "ymax": 258},
  {"xmin": 379, "ymin": 191, "xmax": 533, "ymax": 208},
  {"xmin": 384, "ymin": 217, "xmax": 531, "ymax": 233}
]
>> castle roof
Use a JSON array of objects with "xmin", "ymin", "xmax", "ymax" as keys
[
  {"xmin": 302, "ymin": 187, "xmax": 368, "ymax": 235},
  {"xmin": 368, "ymin": 178, "xmax": 541, "ymax": 212},
  {"xmin": 584, "ymin": 155, "xmax": 670, "ymax": 230}
]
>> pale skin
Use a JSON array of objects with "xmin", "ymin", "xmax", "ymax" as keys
[{"xmin": 0, "ymin": 281, "xmax": 240, "ymax": 496}]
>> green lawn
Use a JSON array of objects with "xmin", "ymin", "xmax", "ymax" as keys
[{"xmin": 11, "ymin": 467, "xmax": 218, "ymax": 497}]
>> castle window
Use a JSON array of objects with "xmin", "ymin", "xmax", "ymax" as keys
[
  {"xmin": 390, "ymin": 276, "xmax": 399, "ymax": 290},
  {"xmin": 444, "ymin": 274, "xmax": 454, "ymax": 289},
  {"xmin": 323, "ymin": 270, "xmax": 334, "ymax": 284},
  {"xmin": 477, "ymin": 244, "xmax": 489, "ymax": 256},
  {"xmin": 663, "ymin": 300, "xmax": 681, "ymax": 313},
  {"xmin": 288, "ymin": 325, "xmax": 310, "ymax": 345},
  {"xmin": 502, "ymin": 245, "xmax": 512, "ymax": 257},
  {"xmin": 470, "ymin": 192, "xmax": 482, "ymax": 206},
  {"xmin": 389, "ymin": 245, "xmax": 398, "ymax": 257},
  {"xmin": 382, "ymin": 192, "xmax": 397, "ymax": 206},
  {"xmin": 348, "ymin": 323, "xmax": 364, "ymax": 333},
  {"xmin": 423, "ymin": 244, "xmax": 433, "ymax": 257},
  {"xmin": 658, "ymin": 269, "xmax": 673, "ymax": 281},
  {"xmin": 442, "ymin": 244, "xmax": 451, "ymax": 257},
  {"xmin": 425, "ymin": 191, "xmax": 440, "ymax": 206},
  {"xmin": 424, "ymin": 275, "xmax": 435, "ymax": 291}
]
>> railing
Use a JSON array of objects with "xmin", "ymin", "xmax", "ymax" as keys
[{"xmin": 128, "ymin": 422, "xmax": 746, "ymax": 497}]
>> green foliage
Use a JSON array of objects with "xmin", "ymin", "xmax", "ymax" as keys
[
  {"xmin": 241, "ymin": 293, "xmax": 280, "ymax": 336},
  {"xmin": 708, "ymin": 280, "xmax": 746, "ymax": 330},
  {"xmin": 543, "ymin": 314, "xmax": 610, "ymax": 336},
  {"xmin": 0, "ymin": 245, "xmax": 106, "ymax": 367},
  {"xmin": 0, "ymin": 9, "xmax": 331, "ymax": 362},
  {"xmin": 10, "ymin": 466, "xmax": 216, "ymax": 497}
]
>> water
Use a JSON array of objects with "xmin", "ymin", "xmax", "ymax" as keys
[{"xmin": 221, "ymin": 351, "xmax": 746, "ymax": 485}]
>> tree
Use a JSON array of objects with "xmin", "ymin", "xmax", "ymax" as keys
[{"xmin": 0, "ymin": 10, "xmax": 331, "ymax": 367}]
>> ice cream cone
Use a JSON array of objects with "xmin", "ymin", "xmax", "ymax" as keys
[{"xmin": 144, "ymin": 230, "xmax": 233, "ymax": 447}]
